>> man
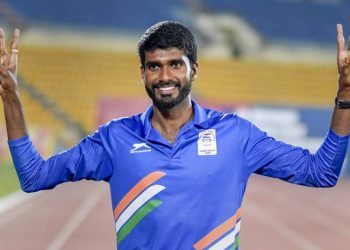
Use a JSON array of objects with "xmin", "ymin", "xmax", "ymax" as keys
[{"xmin": 1, "ymin": 21, "xmax": 350, "ymax": 249}]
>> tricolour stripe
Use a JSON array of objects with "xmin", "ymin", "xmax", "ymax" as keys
[
  {"xmin": 208, "ymin": 221, "xmax": 241, "ymax": 250},
  {"xmin": 226, "ymin": 234, "xmax": 240, "ymax": 250},
  {"xmin": 193, "ymin": 208, "xmax": 241, "ymax": 250},
  {"xmin": 117, "ymin": 199, "xmax": 162, "ymax": 243},
  {"xmin": 234, "ymin": 234, "xmax": 240, "ymax": 249},
  {"xmin": 115, "ymin": 184, "xmax": 165, "ymax": 232},
  {"xmin": 114, "ymin": 171, "xmax": 166, "ymax": 219}
]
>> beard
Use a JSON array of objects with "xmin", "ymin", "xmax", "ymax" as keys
[{"xmin": 145, "ymin": 79, "xmax": 192, "ymax": 111}]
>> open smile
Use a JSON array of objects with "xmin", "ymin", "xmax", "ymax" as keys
[
  {"xmin": 159, "ymin": 86, "xmax": 175, "ymax": 91},
  {"xmin": 153, "ymin": 82, "xmax": 180, "ymax": 95}
]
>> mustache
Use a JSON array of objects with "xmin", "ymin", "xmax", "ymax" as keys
[{"xmin": 152, "ymin": 80, "xmax": 181, "ymax": 89}]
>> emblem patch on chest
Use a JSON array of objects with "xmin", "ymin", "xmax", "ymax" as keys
[{"xmin": 198, "ymin": 129, "xmax": 217, "ymax": 156}]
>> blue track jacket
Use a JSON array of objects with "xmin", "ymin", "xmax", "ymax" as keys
[{"xmin": 8, "ymin": 102, "xmax": 350, "ymax": 249}]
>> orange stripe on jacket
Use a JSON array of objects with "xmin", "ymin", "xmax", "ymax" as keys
[
  {"xmin": 114, "ymin": 171, "xmax": 166, "ymax": 219},
  {"xmin": 193, "ymin": 208, "xmax": 241, "ymax": 250}
]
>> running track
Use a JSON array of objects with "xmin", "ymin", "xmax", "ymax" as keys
[{"xmin": 0, "ymin": 175, "xmax": 349, "ymax": 250}]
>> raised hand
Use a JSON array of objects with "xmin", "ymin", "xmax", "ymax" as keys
[
  {"xmin": 0, "ymin": 28, "xmax": 20, "ymax": 75},
  {"xmin": 0, "ymin": 28, "xmax": 20, "ymax": 99},
  {"xmin": 336, "ymin": 24, "xmax": 350, "ymax": 89},
  {"xmin": 0, "ymin": 28, "xmax": 27, "ymax": 139}
]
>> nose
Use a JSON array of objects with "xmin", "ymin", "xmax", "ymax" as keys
[{"xmin": 158, "ymin": 66, "xmax": 172, "ymax": 82}]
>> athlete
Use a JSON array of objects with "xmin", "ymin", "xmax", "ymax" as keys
[{"xmin": 1, "ymin": 21, "xmax": 350, "ymax": 249}]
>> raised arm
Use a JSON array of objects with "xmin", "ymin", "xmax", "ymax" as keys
[
  {"xmin": 331, "ymin": 24, "xmax": 350, "ymax": 135},
  {"xmin": 0, "ymin": 28, "xmax": 113, "ymax": 192},
  {"xmin": 244, "ymin": 25, "xmax": 350, "ymax": 187},
  {"xmin": 0, "ymin": 27, "xmax": 27, "ymax": 140}
]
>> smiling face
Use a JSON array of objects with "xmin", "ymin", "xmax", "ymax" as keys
[{"xmin": 141, "ymin": 47, "xmax": 198, "ymax": 110}]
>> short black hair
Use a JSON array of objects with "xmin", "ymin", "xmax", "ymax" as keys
[{"xmin": 138, "ymin": 21, "xmax": 197, "ymax": 67}]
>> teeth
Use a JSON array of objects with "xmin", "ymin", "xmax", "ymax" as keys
[{"xmin": 159, "ymin": 86, "xmax": 175, "ymax": 91}]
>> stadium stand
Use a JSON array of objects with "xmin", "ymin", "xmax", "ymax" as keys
[
  {"xmin": 17, "ymin": 45, "xmax": 142, "ymax": 132},
  {"xmin": 3, "ymin": 0, "xmax": 349, "ymax": 45},
  {"xmin": 2, "ymin": 44, "xmax": 335, "ymax": 133},
  {"xmin": 200, "ymin": 0, "xmax": 350, "ymax": 45},
  {"xmin": 3, "ymin": 0, "xmax": 189, "ymax": 32},
  {"xmin": 199, "ymin": 59, "xmax": 337, "ymax": 106}
]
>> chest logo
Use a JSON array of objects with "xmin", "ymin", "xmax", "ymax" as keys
[
  {"xmin": 130, "ymin": 143, "xmax": 152, "ymax": 154},
  {"xmin": 198, "ymin": 129, "xmax": 217, "ymax": 156}
]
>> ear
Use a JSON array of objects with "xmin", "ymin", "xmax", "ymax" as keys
[
  {"xmin": 140, "ymin": 65, "xmax": 145, "ymax": 84},
  {"xmin": 191, "ymin": 62, "xmax": 199, "ymax": 81}
]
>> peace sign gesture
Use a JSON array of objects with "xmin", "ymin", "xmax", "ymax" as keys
[
  {"xmin": 0, "ymin": 28, "xmax": 27, "ymax": 139},
  {"xmin": 0, "ymin": 28, "xmax": 20, "ymax": 75},
  {"xmin": 337, "ymin": 24, "xmax": 350, "ymax": 89},
  {"xmin": 0, "ymin": 28, "xmax": 21, "ymax": 100}
]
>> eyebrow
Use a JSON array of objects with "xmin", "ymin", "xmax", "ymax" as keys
[
  {"xmin": 145, "ymin": 58, "xmax": 185, "ymax": 67},
  {"xmin": 169, "ymin": 59, "xmax": 185, "ymax": 64},
  {"xmin": 145, "ymin": 61, "xmax": 160, "ymax": 67}
]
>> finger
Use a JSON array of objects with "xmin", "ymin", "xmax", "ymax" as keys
[
  {"xmin": 0, "ymin": 60, "xmax": 10, "ymax": 72},
  {"xmin": 0, "ymin": 54, "xmax": 10, "ymax": 68},
  {"xmin": 7, "ymin": 56, "xmax": 17, "ymax": 71},
  {"xmin": 0, "ymin": 62, "xmax": 7, "ymax": 74},
  {"xmin": 0, "ymin": 28, "xmax": 8, "ymax": 56},
  {"xmin": 337, "ymin": 24, "xmax": 345, "ymax": 53},
  {"xmin": 0, "ymin": 62, "xmax": 15, "ymax": 83},
  {"xmin": 0, "ymin": 64, "xmax": 9, "ymax": 80},
  {"xmin": 0, "ymin": 63, "xmax": 5, "ymax": 84},
  {"xmin": 7, "ymin": 61, "xmax": 16, "ymax": 71},
  {"xmin": 10, "ymin": 28, "xmax": 20, "ymax": 54}
]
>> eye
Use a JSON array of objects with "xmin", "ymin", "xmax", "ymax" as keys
[
  {"xmin": 148, "ymin": 64, "xmax": 159, "ymax": 71},
  {"xmin": 171, "ymin": 61, "xmax": 182, "ymax": 68}
]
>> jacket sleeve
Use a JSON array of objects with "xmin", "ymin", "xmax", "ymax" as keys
[
  {"xmin": 8, "ymin": 126, "xmax": 113, "ymax": 193},
  {"xmin": 243, "ymin": 123, "xmax": 349, "ymax": 187}
]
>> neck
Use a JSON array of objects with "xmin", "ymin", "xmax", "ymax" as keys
[{"xmin": 151, "ymin": 98, "xmax": 193, "ymax": 144}]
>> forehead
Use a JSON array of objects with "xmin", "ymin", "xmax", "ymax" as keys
[{"xmin": 144, "ymin": 48, "xmax": 186, "ymax": 63}]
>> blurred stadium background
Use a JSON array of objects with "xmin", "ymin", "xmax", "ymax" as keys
[{"xmin": 0, "ymin": 0, "xmax": 350, "ymax": 249}]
